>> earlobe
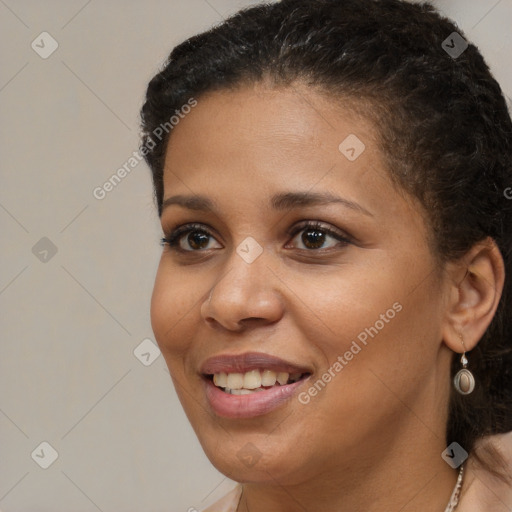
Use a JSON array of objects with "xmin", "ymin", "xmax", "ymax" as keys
[{"xmin": 442, "ymin": 238, "xmax": 505, "ymax": 353}]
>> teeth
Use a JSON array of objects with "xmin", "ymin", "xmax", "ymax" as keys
[
  {"xmin": 226, "ymin": 373, "xmax": 244, "ymax": 390},
  {"xmin": 229, "ymin": 389, "xmax": 253, "ymax": 395},
  {"xmin": 213, "ymin": 372, "xmax": 227, "ymax": 387},
  {"xmin": 212, "ymin": 369, "xmax": 304, "ymax": 391},
  {"xmin": 243, "ymin": 369, "xmax": 262, "ymax": 389},
  {"xmin": 261, "ymin": 370, "xmax": 277, "ymax": 386},
  {"xmin": 276, "ymin": 372, "xmax": 289, "ymax": 385},
  {"xmin": 224, "ymin": 388, "xmax": 266, "ymax": 395}
]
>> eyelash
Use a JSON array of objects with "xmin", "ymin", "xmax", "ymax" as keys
[
  {"xmin": 160, "ymin": 223, "xmax": 214, "ymax": 251},
  {"xmin": 160, "ymin": 221, "xmax": 352, "ymax": 254}
]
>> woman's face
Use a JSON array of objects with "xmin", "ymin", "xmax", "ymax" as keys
[{"xmin": 151, "ymin": 83, "xmax": 452, "ymax": 484}]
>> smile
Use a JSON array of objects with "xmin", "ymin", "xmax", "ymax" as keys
[
  {"xmin": 200, "ymin": 352, "xmax": 312, "ymax": 418},
  {"xmin": 212, "ymin": 369, "xmax": 305, "ymax": 394}
]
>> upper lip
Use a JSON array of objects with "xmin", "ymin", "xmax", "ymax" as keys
[{"xmin": 200, "ymin": 351, "xmax": 312, "ymax": 375}]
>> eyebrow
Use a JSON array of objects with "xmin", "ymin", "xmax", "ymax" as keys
[{"xmin": 161, "ymin": 191, "xmax": 373, "ymax": 216}]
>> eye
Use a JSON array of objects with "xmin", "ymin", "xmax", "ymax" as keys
[
  {"xmin": 287, "ymin": 221, "xmax": 351, "ymax": 251},
  {"xmin": 161, "ymin": 223, "xmax": 222, "ymax": 252}
]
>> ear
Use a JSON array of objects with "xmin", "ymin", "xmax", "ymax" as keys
[{"xmin": 442, "ymin": 238, "xmax": 505, "ymax": 353}]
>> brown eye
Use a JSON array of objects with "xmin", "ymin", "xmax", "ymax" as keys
[
  {"xmin": 288, "ymin": 221, "xmax": 351, "ymax": 251},
  {"xmin": 161, "ymin": 223, "xmax": 222, "ymax": 252},
  {"xmin": 301, "ymin": 229, "xmax": 326, "ymax": 249},
  {"xmin": 186, "ymin": 231, "xmax": 210, "ymax": 250}
]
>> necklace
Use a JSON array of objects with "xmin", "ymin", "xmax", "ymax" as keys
[
  {"xmin": 236, "ymin": 465, "xmax": 465, "ymax": 512},
  {"xmin": 444, "ymin": 464, "xmax": 465, "ymax": 512}
]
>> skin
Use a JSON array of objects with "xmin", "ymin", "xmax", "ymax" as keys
[
  {"xmin": 150, "ymin": 81, "xmax": 504, "ymax": 512},
  {"xmin": 459, "ymin": 433, "xmax": 512, "ymax": 511}
]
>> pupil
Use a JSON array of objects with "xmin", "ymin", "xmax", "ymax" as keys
[
  {"xmin": 188, "ymin": 232, "xmax": 209, "ymax": 249},
  {"xmin": 302, "ymin": 229, "xmax": 325, "ymax": 249}
]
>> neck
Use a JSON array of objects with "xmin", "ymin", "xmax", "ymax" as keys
[{"xmin": 238, "ymin": 426, "xmax": 458, "ymax": 512}]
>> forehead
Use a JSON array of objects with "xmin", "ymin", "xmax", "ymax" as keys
[
  {"xmin": 162, "ymin": 83, "xmax": 421, "ymax": 225},
  {"xmin": 164, "ymin": 83, "xmax": 382, "ymax": 180}
]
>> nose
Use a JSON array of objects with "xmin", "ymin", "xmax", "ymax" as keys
[{"xmin": 200, "ymin": 251, "xmax": 284, "ymax": 332}]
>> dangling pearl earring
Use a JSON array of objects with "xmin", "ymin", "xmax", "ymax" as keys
[{"xmin": 453, "ymin": 334, "xmax": 475, "ymax": 395}]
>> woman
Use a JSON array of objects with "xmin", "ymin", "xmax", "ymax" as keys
[{"xmin": 140, "ymin": 0, "xmax": 512, "ymax": 510}]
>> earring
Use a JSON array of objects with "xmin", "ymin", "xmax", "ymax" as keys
[{"xmin": 453, "ymin": 334, "xmax": 475, "ymax": 395}]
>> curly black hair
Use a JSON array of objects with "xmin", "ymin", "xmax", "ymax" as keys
[{"xmin": 140, "ymin": 0, "xmax": 512, "ymax": 480}]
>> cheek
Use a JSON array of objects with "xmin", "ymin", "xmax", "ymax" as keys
[
  {"xmin": 150, "ymin": 260, "xmax": 203, "ymax": 360},
  {"xmin": 285, "ymin": 285, "xmax": 437, "ymax": 456},
  {"xmin": 285, "ymin": 263, "xmax": 405, "ymax": 350},
  {"xmin": 288, "ymin": 258, "xmax": 440, "ymax": 390}
]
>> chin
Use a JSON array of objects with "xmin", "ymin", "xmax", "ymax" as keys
[{"xmin": 199, "ymin": 432, "xmax": 310, "ymax": 485}]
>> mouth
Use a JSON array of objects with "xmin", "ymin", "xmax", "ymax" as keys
[
  {"xmin": 205, "ymin": 369, "xmax": 310, "ymax": 395},
  {"xmin": 200, "ymin": 352, "xmax": 312, "ymax": 418}
]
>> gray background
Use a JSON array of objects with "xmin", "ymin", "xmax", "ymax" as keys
[{"xmin": 1, "ymin": 1, "xmax": 511, "ymax": 511}]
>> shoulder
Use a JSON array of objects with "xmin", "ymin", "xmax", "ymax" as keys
[
  {"xmin": 457, "ymin": 432, "xmax": 512, "ymax": 512},
  {"xmin": 201, "ymin": 484, "xmax": 242, "ymax": 512}
]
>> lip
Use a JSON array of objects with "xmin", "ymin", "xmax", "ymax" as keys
[
  {"xmin": 200, "ymin": 351, "xmax": 312, "ymax": 375},
  {"xmin": 199, "ymin": 351, "xmax": 312, "ymax": 419},
  {"xmin": 203, "ymin": 376, "xmax": 311, "ymax": 418}
]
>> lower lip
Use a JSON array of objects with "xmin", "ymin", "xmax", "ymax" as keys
[{"xmin": 204, "ymin": 377, "xmax": 309, "ymax": 419}]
